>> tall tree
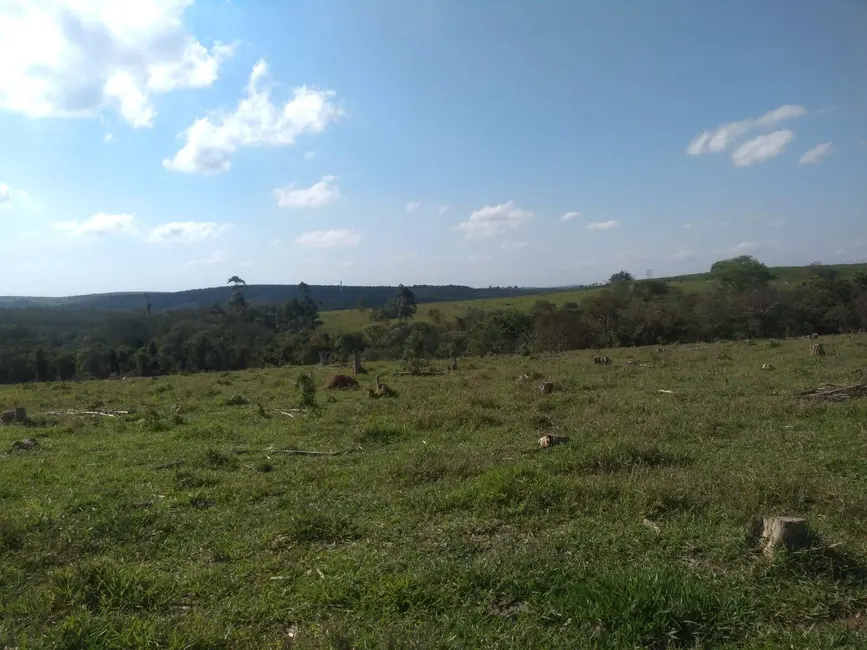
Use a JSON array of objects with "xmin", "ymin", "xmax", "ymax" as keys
[{"xmin": 710, "ymin": 256, "xmax": 773, "ymax": 292}]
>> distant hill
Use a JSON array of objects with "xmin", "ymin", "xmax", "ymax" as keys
[
  {"xmin": 1, "ymin": 262, "xmax": 863, "ymax": 313},
  {"xmin": 0, "ymin": 284, "xmax": 560, "ymax": 313}
]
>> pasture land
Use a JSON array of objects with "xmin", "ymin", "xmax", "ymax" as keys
[
  {"xmin": 319, "ymin": 281, "xmax": 708, "ymax": 332},
  {"xmin": 2, "ymin": 335, "xmax": 867, "ymax": 648}
]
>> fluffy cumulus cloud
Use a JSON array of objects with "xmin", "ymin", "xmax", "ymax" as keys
[
  {"xmin": 0, "ymin": 0, "xmax": 233, "ymax": 128},
  {"xmin": 799, "ymin": 141, "xmax": 833, "ymax": 165},
  {"xmin": 731, "ymin": 130, "xmax": 794, "ymax": 167},
  {"xmin": 560, "ymin": 211, "xmax": 581, "ymax": 221},
  {"xmin": 54, "ymin": 212, "xmax": 138, "ymax": 236},
  {"xmin": 687, "ymin": 105, "xmax": 806, "ymax": 157},
  {"xmin": 275, "ymin": 175, "xmax": 340, "ymax": 208},
  {"xmin": 147, "ymin": 221, "xmax": 230, "ymax": 242},
  {"xmin": 164, "ymin": 59, "xmax": 342, "ymax": 174},
  {"xmin": 296, "ymin": 229, "xmax": 360, "ymax": 248},
  {"xmin": 456, "ymin": 200, "xmax": 533, "ymax": 238},
  {"xmin": 586, "ymin": 220, "xmax": 619, "ymax": 231}
]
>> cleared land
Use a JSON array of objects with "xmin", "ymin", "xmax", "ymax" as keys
[{"xmin": 2, "ymin": 335, "xmax": 867, "ymax": 648}]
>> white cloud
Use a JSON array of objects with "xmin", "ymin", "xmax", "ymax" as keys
[
  {"xmin": 586, "ymin": 220, "xmax": 619, "ymax": 231},
  {"xmin": 147, "ymin": 221, "xmax": 230, "ymax": 242},
  {"xmin": 437, "ymin": 205, "xmax": 451, "ymax": 215},
  {"xmin": 501, "ymin": 240, "xmax": 528, "ymax": 251},
  {"xmin": 184, "ymin": 251, "xmax": 228, "ymax": 267},
  {"xmin": 269, "ymin": 238, "xmax": 281, "ymax": 246},
  {"xmin": 456, "ymin": 200, "xmax": 533, "ymax": 238},
  {"xmin": 798, "ymin": 141, "xmax": 833, "ymax": 165},
  {"xmin": 683, "ymin": 223, "xmax": 692, "ymax": 229},
  {"xmin": 0, "ymin": 183, "xmax": 28, "ymax": 209},
  {"xmin": 54, "ymin": 212, "xmax": 138, "ymax": 236},
  {"xmin": 275, "ymin": 175, "xmax": 340, "ymax": 208},
  {"xmin": 731, "ymin": 241, "xmax": 758, "ymax": 254},
  {"xmin": 561, "ymin": 211, "xmax": 581, "ymax": 221},
  {"xmin": 0, "ymin": 0, "xmax": 233, "ymax": 128},
  {"xmin": 104, "ymin": 133, "xmax": 115, "ymax": 144},
  {"xmin": 731, "ymin": 130, "xmax": 794, "ymax": 167},
  {"xmin": 296, "ymin": 229, "xmax": 360, "ymax": 248},
  {"xmin": 164, "ymin": 59, "xmax": 342, "ymax": 174},
  {"xmin": 406, "ymin": 200, "xmax": 421, "ymax": 213},
  {"xmin": 304, "ymin": 151, "xmax": 315, "ymax": 160},
  {"xmin": 687, "ymin": 105, "xmax": 806, "ymax": 156}
]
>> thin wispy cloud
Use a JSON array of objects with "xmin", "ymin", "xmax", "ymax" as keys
[
  {"xmin": 296, "ymin": 229, "xmax": 361, "ymax": 248},
  {"xmin": 406, "ymin": 201, "xmax": 421, "ymax": 213},
  {"xmin": 731, "ymin": 130, "xmax": 794, "ymax": 167},
  {"xmin": 586, "ymin": 220, "xmax": 619, "ymax": 231},
  {"xmin": 147, "ymin": 221, "xmax": 230, "ymax": 242},
  {"xmin": 54, "ymin": 213, "xmax": 139, "ymax": 236},
  {"xmin": 798, "ymin": 141, "xmax": 833, "ymax": 165},
  {"xmin": 561, "ymin": 211, "xmax": 581, "ymax": 221},
  {"xmin": 687, "ymin": 105, "xmax": 806, "ymax": 156},
  {"xmin": 275, "ymin": 175, "xmax": 340, "ymax": 208},
  {"xmin": 184, "ymin": 251, "xmax": 228, "ymax": 267}
]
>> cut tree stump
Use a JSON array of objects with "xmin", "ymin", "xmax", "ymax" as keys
[
  {"xmin": 810, "ymin": 343, "xmax": 826, "ymax": 357},
  {"xmin": 760, "ymin": 516, "xmax": 809, "ymax": 558},
  {"xmin": 539, "ymin": 434, "xmax": 569, "ymax": 449}
]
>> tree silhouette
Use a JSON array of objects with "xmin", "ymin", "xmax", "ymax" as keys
[{"xmin": 227, "ymin": 276, "xmax": 246, "ymax": 286}]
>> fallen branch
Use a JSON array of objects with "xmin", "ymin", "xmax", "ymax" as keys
[
  {"xmin": 795, "ymin": 381, "xmax": 867, "ymax": 402},
  {"xmin": 44, "ymin": 409, "xmax": 132, "ymax": 418},
  {"xmin": 268, "ymin": 449, "xmax": 343, "ymax": 457}
]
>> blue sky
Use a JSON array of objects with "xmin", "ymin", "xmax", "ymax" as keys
[{"xmin": 1, "ymin": 0, "xmax": 865, "ymax": 296}]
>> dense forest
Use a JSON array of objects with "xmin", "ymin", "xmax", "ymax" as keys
[
  {"xmin": 0, "ymin": 283, "xmax": 553, "ymax": 312},
  {"xmin": 0, "ymin": 258, "xmax": 865, "ymax": 385}
]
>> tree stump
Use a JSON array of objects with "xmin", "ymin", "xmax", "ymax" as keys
[
  {"xmin": 760, "ymin": 516, "xmax": 809, "ymax": 558},
  {"xmin": 539, "ymin": 434, "xmax": 569, "ymax": 449},
  {"xmin": 353, "ymin": 353, "xmax": 364, "ymax": 375},
  {"xmin": 810, "ymin": 343, "xmax": 826, "ymax": 357},
  {"xmin": 14, "ymin": 407, "xmax": 27, "ymax": 423},
  {"xmin": 539, "ymin": 382, "xmax": 554, "ymax": 394}
]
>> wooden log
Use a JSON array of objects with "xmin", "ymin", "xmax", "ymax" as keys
[{"xmin": 760, "ymin": 516, "xmax": 809, "ymax": 558}]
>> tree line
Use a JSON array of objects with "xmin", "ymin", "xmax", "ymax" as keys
[{"xmin": 0, "ymin": 257, "xmax": 865, "ymax": 385}]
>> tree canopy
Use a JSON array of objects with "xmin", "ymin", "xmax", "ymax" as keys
[{"xmin": 710, "ymin": 256, "xmax": 773, "ymax": 291}]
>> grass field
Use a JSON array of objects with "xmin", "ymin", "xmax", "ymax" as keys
[
  {"xmin": 2, "ymin": 336, "xmax": 867, "ymax": 648},
  {"xmin": 318, "ymin": 281, "xmax": 711, "ymax": 332}
]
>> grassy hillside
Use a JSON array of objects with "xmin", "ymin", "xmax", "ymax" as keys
[{"xmin": 2, "ymin": 335, "xmax": 867, "ymax": 647}]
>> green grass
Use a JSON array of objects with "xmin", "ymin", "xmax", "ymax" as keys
[
  {"xmin": 320, "ymin": 282, "xmax": 709, "ymax": 332},
  {"xmin": 2, "ymin": 335, "xmax": 867, "ymax": 648}
]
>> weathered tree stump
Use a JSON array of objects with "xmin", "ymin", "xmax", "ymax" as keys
[
  {"xmin": 352, "ymin": 352, "xmax": 365, "ymax": 375},
  {"xmin": 539, "ymin": 381, "xmax": 554, "ymax": 394},
  {"xmin": 759, "ymin": 516, "xmax": 809, "ymax": 558},
  {"xmin": 810, "ymin": 343, "xmax": 826, "ymax": 357}
]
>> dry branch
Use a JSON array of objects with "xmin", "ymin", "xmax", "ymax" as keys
[
  {"xmin": 44, "ymin": 408, "xmax": 132, "ymax": 418},
  {"xmin": 268, "ymin": 449, "xmax": 344, "ymax": 457},
  {"xmin": 795, "ymin": 380, "xmax": 867, "ymax": 401}
]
